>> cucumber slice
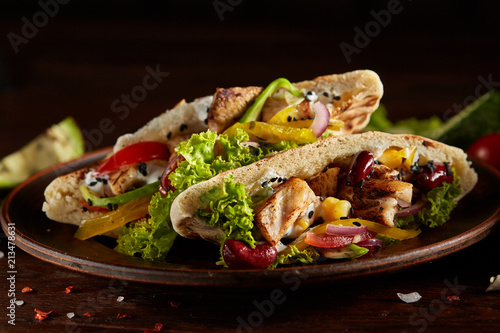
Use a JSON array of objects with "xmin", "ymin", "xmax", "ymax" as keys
[{"xmin": 0, "ymin": 117, "xmax": 84, "ymax": 189}]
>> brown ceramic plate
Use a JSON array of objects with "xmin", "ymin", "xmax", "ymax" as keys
[{"xmin": 1, "ymin": 147, "xmax": 500, "ymax": 287}]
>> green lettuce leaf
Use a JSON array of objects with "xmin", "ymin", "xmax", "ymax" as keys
[
  {"xmin": 115, "ymin": 190, "xmax": 178, "ymax": 260},
  {"xmin": 116, "ymin": 129, "xmax": 297, "ymax": 261},
  {"xmin": 268, "ymin": 245, "xmax": 319, "ymax": 269},
  {"xmin": 196, "ymin": 175, "xmax": 256, "ymax": 247},
  {"xmin": 396, "ymin": 171, "xmax": 461, "ymax": 229}
]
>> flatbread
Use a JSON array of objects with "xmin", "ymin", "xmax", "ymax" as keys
[
  {"xmin": 42, "ymin": 96, "xmax": 213, "ymax": 225},
  {"xmin": 170, "ymin": 131, "xmax": 477, "ymax": 243}
]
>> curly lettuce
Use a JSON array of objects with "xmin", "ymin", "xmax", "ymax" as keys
[
  {"xmin": 196, "ymin": 175, "xmax": 256, "ymax": 247},
  {"xmin": 396, "ymin": 171, "xmax": 461, "ymax": 229},
  {"xmin": 116, "ymin": 128, "xmax": 296, "ymax": 260}
]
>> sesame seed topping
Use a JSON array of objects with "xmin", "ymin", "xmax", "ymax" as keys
[
  {"xmin": 323, "ymin": 92, "xmax": 329, "ymax": 97},
  {"xmin": 87, "ymin": 199, "xmax": 93, "ymax": 206},
  {"xmin": 333, "ymin": 96, "xmax": 341, "ymax": 101},
  {"xmin": 270, "ymin": 177, "xmax": 277, "ymax": 182},
  {"xmin": 308, "ymin": 211, "xmax": 314, "ymax": 219},
  {"xmin": 204, "ymin": 118, "xmax": 208, "ymax": 125},
  {"xmin": 340, "ymin": 216, "xmax": 349, "ymax": 220},
  {"xmin": 107, "ymin": 203, "xmax": 113, "ymax": 211},
  {"xmin": 287, "ymin": 115, "xmax": 292, "ymax": 122},
  {"xmin": 180, "ymin": 124, "xmax": 188, "ymax": 132},
  {"xmin": 261, "ymin": 181, "xmax": 269, "ymax": 188},
  {"xmin": 167, "ymin": 132, "xmax": 172, "ymax": 139},
  {"xmin": 353, "ymin": 221, "xmax": 361, "ymax": 226},
  {"xmin": 89, "ymin": 181, "xmax": 97, "ymax": 187}
]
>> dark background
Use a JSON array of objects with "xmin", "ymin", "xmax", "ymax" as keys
[{"xmin": 0, "ymin": 0, "xmax": 498, "ymax": 157}]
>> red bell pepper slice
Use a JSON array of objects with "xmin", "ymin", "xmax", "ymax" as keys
[{"xmin": 96, "ymin": 141, "xmax": 169, "ymax": 174}]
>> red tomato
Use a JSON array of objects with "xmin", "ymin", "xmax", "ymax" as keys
[
  {"xmin": 468, "ymin": 133, "xmax": 500, "ymax": 170},
  {"xmin": 96, "ymin": 142, "xmax": 169, "ymax": 174}
]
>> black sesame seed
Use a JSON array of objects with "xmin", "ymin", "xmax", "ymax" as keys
[
  {"xmin": 270, "ymin": 177, "xmax": 277, "ymax": 182},
  {"xmin": 306, "ymin": 91, "xmax": 312, "ymax": 95},
  {"xmin": 308, "ymin": 116, "xmax": 314, "ymax": 120},
  {"xmin": 287, "ymin": 115, "xmax": 292, "ymax": 122},
  {"xmin": 323, "ymin": 92, "xmax": 329, "ymax": 97},
  {"xmin": 114, "ymin": 203, "xmax": 118, "ymax": 211},
  {"xmin": 308, "ymin": 211, "xmax": 314, "ymax": 219},
  {"xmin": 322, "ymin": 166, "xmax": 329, "ymax": 173},
  {"xmin": 102, "ymin": 178, "xmax": 108, "ymax": 185},
  {"xmin": 138, "ymin": 162, "xmax": 148, "ymax": 176},
  {"xmin": 422, "ymin": 140, "xmax": 428, "ymax": 147},
  {"xmin": 82, "ymin": 206, "xmax": 88, "ymax": 212},
  {"xmin": 278, "ymin": 177, "xmax": 283, "ymax": 183},
  {"xmin": 167, "ymin": 132, "xmax": 172, "ymax": 139},
  {"xmin": 333, "ymin": 96, "xmax": 341, "ymax": 101},
  {"xmin": 180, "ymin": 124, "xmax": 188, "ymax": 132},
  {"xmin": 444, "ymin": 162, "xmax": 452, "ymax": 176},
  {"xmin": 145, "ymin": 214, "xmax": 151, "ymax": 219},
  {"xmin": 107, "ymin": 203, "xmax": 113, "ymax": 211},
  {"xmin": 206, "ymin": 107, "xmax": 210, "ymax": 113},
  {"xmin": 87, "ymin": 199, "xmax": 93, "ymax": 206},
  {"xmin": 204, "ymin": 118, "xmax": 208, "ymax": 125},
  {"xmin": 261, "ymin": 181, "xmax": 269, "ymax": 188},
  {"xmin": 353, "ymin": 221, "xmax": 361, "ymax": 226},
  {"xmin": 350, "ymin": 207, "xmax": 354, "ymax": 215},
  {"xmin": 293, "ymin": 117, "xmax": 297, "ymax": 121},
  {"xmin": 379, "ymin": 206, "xmax": 384, "ymax": 210},
  {"xmin": 89, "ymin": 181, "xmax": 98, "ymax": 187},
  {"xmin": 340, "ymin": 216, "xmax": 349, "ymax": 220}
]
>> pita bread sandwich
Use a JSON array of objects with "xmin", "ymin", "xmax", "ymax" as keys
[
  {"xmin": 170, "ymin": 131, "xmax": 477, "ymax": 269},
  {"xmin": 42, "ymin": 70, "xmax": 384, "ymax": 261}
]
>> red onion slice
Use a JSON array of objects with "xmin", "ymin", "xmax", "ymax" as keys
[
  {"xmin": 397, "ymin": 199, "xmax": 412, "ymax": 208},
  {"xmin": 356, "ymin": 238, "xmax": 383, "ymax": 248},
  {"xmin": 160, "ymin": 153, "xmax": 181, "ymax": 195},
  {"xmin": 310, "ymin": 101, "xmax": 330, "ymax": 137},
  {"xmin": 326, "ymin": 224, "xmax": 367, "ymax": 236},
  {"xmin": 395, "ymin": 199, "xmax": 427, "ymax": 217},
  {"xmin": 240, "ymin": 140, "xmax": 260, "ymax": 148}
]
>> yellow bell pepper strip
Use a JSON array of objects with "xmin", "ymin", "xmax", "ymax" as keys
[
  {"xmin": 223, "ymin": 121, "xmax": 317, "ymax": 144},
  {"xmin": 378, "ymin": 146, "xmax": 418, "ymax": 169},
  {"xmin": 316, "ymin": 219, "xmax": 421, "ymax": 240},
  {"xmin": 239, "ymin": 78, "xmax": 304, "ymax": 123},
  {"xmin": 74, "ymin": 194, "xmax": 152, "ymax": 240},
  {"xmin": 79, "ymin": 181, "xmax": 160, "ymax": 208},
  {"xmin": 279, "ymin": 218, "xmax": 420, "ymax": 256},
  {"xmin": 267, "ymin": 105, "xmax": 345, "ymax": 132}
]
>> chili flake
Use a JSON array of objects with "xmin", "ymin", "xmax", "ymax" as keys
[
  {"xmin": 22, "ymin": 286, "xmax": 34, "ymax": 293},
  {"xmin": 65, "ymin": 285, "xmax": 82, "ymax": 294},
  {"xmin": 117, "ymin": 313, "xmax": 132, "ymax": 319},
  {"xmin": 34, "ymin": 308, "xmax": 56, "ymax": 321},
  {"xmin": 83, "ymin": 312, "xmax": 93, "ymax": 317},
  {"xmin": 169, "ymin": 300, "xmax": 181, "ymax": 308}
]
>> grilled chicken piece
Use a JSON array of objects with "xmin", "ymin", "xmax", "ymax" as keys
[
  {"xmin": 306, "ymin": 167, "xmax": 340, "ymax": 197},
  {"xmin": 337, "ymin": 178, "xmax": 413, "ymax": 227},
  {"xmin": 254, "ymin": 177, "xmax": 317, "ymax": 245},
  {"xmin": 107, "ymin": 159, "xmax": 168, "ymax": 195},
  {"xmin": 207, "ymin": 86, "xmax": 263, "ymax": 133},
  {"xmin": 372, "ymin": 164, "xmax": 399, "ymax": 180}
]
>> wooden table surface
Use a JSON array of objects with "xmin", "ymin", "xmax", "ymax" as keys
[{"xmin": 1, "ymin": 1, "xmax": 499, "ymax": 332}]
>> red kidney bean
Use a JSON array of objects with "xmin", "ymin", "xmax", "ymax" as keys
[
  {"xmin": 222, "ymin": 239, "xmax": 277, "ymax": 269},
  {"xmin": 415, "ymin": 161, "xmax": 454, "ymax": 192},
  {"xmin": 346, "ymin": 151, "xmax": 374, "ymax": 187}
]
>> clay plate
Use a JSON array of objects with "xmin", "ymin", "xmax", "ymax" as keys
[{"xmin": 1, "ymin": 148, "xmax": 499, "ymax": 287}]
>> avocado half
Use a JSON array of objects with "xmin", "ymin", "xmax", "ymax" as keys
[{"xmin": 0, "ymin": 117, "xmax": 85, "ymax": 189}]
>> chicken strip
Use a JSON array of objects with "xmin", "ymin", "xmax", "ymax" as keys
[{"xmin": 254, "ymin": 177, "xmax": 316, "ymax": 245}]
